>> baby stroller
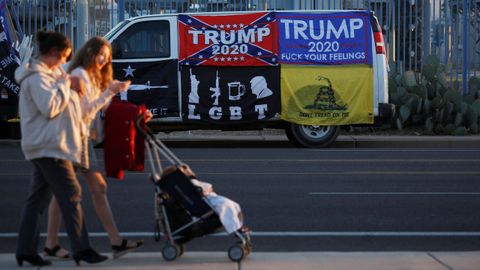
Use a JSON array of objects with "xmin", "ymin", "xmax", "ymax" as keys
[{"xmin": 135, "ymin": 115, "xmax": 252, "ymax": 262}]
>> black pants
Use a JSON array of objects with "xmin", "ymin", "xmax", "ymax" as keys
[{"xmin": 16, "ymin": 158, "xmax": 90, "ymax": 256}]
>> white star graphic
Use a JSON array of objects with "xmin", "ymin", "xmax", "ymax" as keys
[
  {"xmin": 199, "ymin": 55, "xmax": 203, "ymax": 59},
  {"xmin": 272, "ymin": 58, "xmax": 277, "ymax": 62},
  {"xmin": 220, "ymin": 24, "xmax": 224, "ymax": 28},
  {"xmin": 220, "ymin": 57, "xmax": 225, "ymax": 61},
  {"xmin": 254, "ymin": 25, "xmax": 258, "ymax": 28},
  {"xmin": 267, "ymin": 17, "xmax": 271, "ymax": 21},
  {"xmin": 214, "ymin": 58, "xmax": 219, "ymax": 61},
  {"xmin": 257, "ymin": 52, "xmax": 263, "ymax": 56},
  {"xmin": 240, "ymin": 24, "xmax": 244, "ymax": 27},
  {"xmin": 202, "ymin": 27, "xmax": 206, "ymax": 30},
  {"xmin": 213, "ymin": 24, "xmax": 218, "ymax": 28},
  {"xmin": 240, "ymin": 56, "xmax": 245, "ymax": 60},
  {"xmin": 226, "ymin": 24, "xmax": 231, "ymax": 28},
  {"xmin": 233, "ymin": 24, "xmax": 238, "ymax": 28},
  {"xmin": 227, "ymin": 57, "xmax": 232, "ymax": 61},
  {"xmin": 233, "ymin": 57, "xmax": 238, "ymax": 61},
  {"xmin": 187, "ymin": 19, "xmax": 192, "ymax": 23},
  {"xmin": 123, "ymin": 65, "xmax": 135, "ymax": 78}
]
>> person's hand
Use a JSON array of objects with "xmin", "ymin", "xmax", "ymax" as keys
[
  {"xmin": 203, "ymin": 186, "xmax": 213, "ymax": 196},
  {"xmin": 14, "ymin": 35, "xmax": 33, "ymax": 66},
  {"xmin": 55, "ymin": 68, "xmax": 71, "ymax": 89},
  {"xmin": 109, "ymin": 80, "xmax": 131, "ymax": 94},
  {"xmin": 144, "ymin": 110, "xmax": 153, "ymax": 122},
  {"xmin": 62, "ymin": 75, "xmax": 72, "ymax": 90},
  {"xmin": 70, "ymin": 76, "xmax": 85, "ymax": 97}
]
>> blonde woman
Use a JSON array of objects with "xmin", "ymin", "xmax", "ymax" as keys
[{"xmin": 44, "ymin": 37, "xmax": 143, "ymax": 260}]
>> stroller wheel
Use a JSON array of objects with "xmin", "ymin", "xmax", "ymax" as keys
[
  {"xmin": 162, "ymin": 244, "xmax": 178, "ymax": 261},
  {"xmin": 228, "ymin": 244, "xmax": 245, "ymax": 262}
]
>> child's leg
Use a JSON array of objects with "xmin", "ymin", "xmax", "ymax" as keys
[{"xmin": 207, "ymin": 195, "xmax": 243, "ymax": 234}]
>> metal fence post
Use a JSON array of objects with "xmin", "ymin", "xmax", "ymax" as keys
[
  {"xmin": 118, "ymin": 0, "xmax": 125, "ymax": 22},
  {"xmin": 461, "ymin": 0, "xmax": 469, "ymax": 95},
  {"xmin": 76, "ymin": 0, "xmax": 89, "ymax": 48}
]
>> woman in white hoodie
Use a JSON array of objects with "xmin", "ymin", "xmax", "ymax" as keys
[
  {"xmin": 44, "ymin": 36, "xmax": 144, "ymax": 260},
  {"xmin": 15, "ymin": 31, "xmax": 107, "ymax": 267}
]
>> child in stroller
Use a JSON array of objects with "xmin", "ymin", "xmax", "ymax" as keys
[
  {"xmin": 163, "ymin": 165, "xmax": 250, "ymax": 235},
  {"xmin": 154, "ymin": 164, "xmax": 251, "ymax": 261}
]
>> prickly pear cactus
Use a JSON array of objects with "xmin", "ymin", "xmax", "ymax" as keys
[{"xmin": 389, "ymin": 55, "xmax": 480, "ymax": 135}]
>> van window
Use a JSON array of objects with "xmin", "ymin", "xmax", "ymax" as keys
[{"xmin": 112, "ymin": 20, "xmax": 170, "ymax": 59}]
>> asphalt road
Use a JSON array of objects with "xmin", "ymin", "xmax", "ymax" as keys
[{"xmin": 1, "ymin": 141, "xmax": 480, "ymax": 253}]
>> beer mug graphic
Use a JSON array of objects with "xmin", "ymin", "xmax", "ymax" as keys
[{"xmin": 228, "ymin": 81, "xmax": 246, "ymax": 101}]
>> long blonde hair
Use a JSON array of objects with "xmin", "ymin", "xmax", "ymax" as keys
[{"xmin": 68, "ymin": 36, "xmax": 112, "ymax": 91}]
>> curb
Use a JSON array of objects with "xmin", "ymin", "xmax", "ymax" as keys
[
  {"xmin": 155, "ymin": 134, "xmax": 480, "ymax": 148},
  {"xmin": 2, "ymin": 135, "xmax": 480, "ymax": 148}
]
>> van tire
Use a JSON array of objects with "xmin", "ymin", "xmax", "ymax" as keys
[{"xmin": 286, "ymin": 123, "xmax": 340, "ymax": 148}]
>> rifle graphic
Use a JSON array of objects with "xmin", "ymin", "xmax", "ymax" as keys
[
  {"xmin": 128, "ymin": 81, "xmax": 168, "ymax": 91},
  {"xmin": 210, "ymin": 70, "xmax": 220, "ymax": 106}
]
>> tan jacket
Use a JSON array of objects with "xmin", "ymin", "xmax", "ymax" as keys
[{"xmin": 15, "ymin": 59, "xmax": 84, "ymax": 163}]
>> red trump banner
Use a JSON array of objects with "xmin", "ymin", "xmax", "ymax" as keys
[{"xmin": 179, "ymin": 12, "xmax": 278, "ymax": 66}]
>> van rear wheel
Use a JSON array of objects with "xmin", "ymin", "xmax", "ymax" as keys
[{"xmin": 286, "ymin": 123, "xmax": 340, "ymax": 148}]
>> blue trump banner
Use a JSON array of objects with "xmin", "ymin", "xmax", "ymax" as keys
[
  {"xmin": 0, "ymin": 0, "xmax": 14, "ymax": 49},
  {"xmin": 0, "ymin": 1, "xmax": 20, "ymax": 97},
  {"xmin": 277, "ymin": 11, "xmax": 372, "ymax": 65},
  {"xmin": 0, "ymin": 0, "xmax": 21, "ymax": 123}
]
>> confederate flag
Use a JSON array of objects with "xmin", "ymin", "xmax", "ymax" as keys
[{"xmin": 179, "ymin": 12, "xmax": 278, "ymax": 66}]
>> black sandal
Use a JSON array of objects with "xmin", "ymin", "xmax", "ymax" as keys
[
  {"xmin": 111, "ymin": 239, "xmax": 144, "ymax": 259},
  {"xmin": 44, "ymin": 245, "xmax": 70, "ymax": 259}
]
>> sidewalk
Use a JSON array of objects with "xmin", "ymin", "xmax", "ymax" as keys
[{"xmin": 1, "ymin": 251, "xmax": 479, "ymax": 269}]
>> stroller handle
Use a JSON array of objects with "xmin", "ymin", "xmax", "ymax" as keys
[
  {"xmin": 135, "ymin": 112, "xmax": 184, "ymax": 167},
  {"xmin": 135, "ymin": 113, "xmax": 150, "ymax": 139}
]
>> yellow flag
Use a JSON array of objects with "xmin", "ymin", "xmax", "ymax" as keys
[{"xmin": 281, "ymin": 64, "xmax": 374, "ymax": 125}]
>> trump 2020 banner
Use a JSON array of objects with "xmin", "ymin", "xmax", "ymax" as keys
[
  {"xmin": 179, "ymin": 12, "xmax": 278, "ymax": 66},
  {"xmin": 277, "ymin": 11, "xmax": 372, "ymax": 65},
  {"xmin": 181, "ymin": 65, "xmax": 280, "ymax": 124},
  {"xmin": 281, "ymin": 64, "xmax": 374, "ymax": 125}
]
